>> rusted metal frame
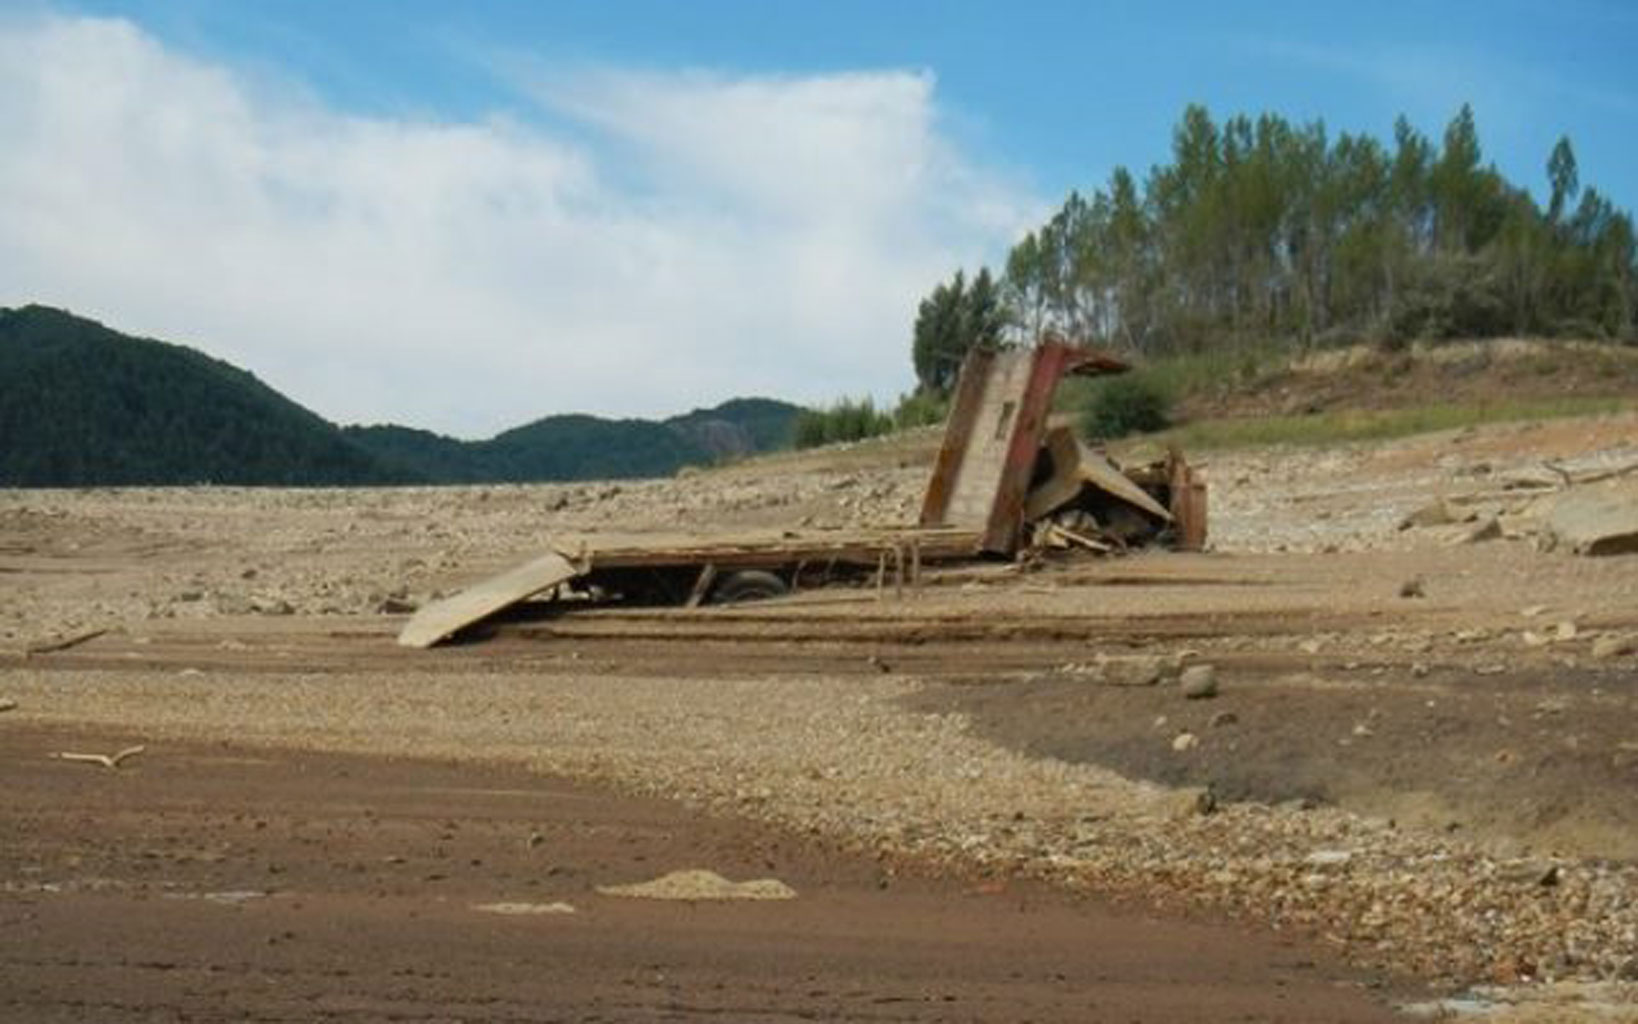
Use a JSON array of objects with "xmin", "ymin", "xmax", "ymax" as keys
[
  {"xmin": 918, "ymin": 347, "xmax": 995, "ymax": 527},
  {"xmin": 578, "ymin": 530, "xmax": 982, "ymax": 572}
]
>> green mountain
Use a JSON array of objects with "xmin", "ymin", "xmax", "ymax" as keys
[
  {"xmin": 0, "ymin": 305, "xmax": 400, "ymax": 486},
  {"xmin": 0, "ymin": 305, "xmax": 799, "ymax": 487},
  {"xmin": 343, "ymin": 398, "xmax": 799, "ymax": 483}
]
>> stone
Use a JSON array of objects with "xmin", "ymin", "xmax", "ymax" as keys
[
  {"xmin": 1304, "ymin": 849, "xmax": 1354, "ymax": 868},
  {"xmin": 1208, "ymin": 710, "xmax": 1238, "ymax": 728},
  {"xmin": 1398, "ymin": 577, "xmax": 1425, "ymax": 599},
  {"xmin": 1399, "ymin": 500, "xmax": 1467, "ymax": 530},
  {"xmin": 1547, "ymin": 479, "xmax": 1638, "ymax": 555},
  {"xmin": 1171, "ymin": 732, "xmax": 1199, "ymax": 752},
  {"xmin": 1095, "ymin": 655, "xmax": 1168, "ymax": 687},
  {"xmin": 1461, "ymin": 517, "xmax": 1503, "ymax": 544},
  {"xmin": 1592, "ymin": 634, "xmax": 1636, "ymax": 660},
  {"xmin": 1179, "ymin": 664, "xmax": 1218, "ymax": 699},
  {"xmin": 0, "ymin": 698, "xmax": 16, "ymax": 713},
  {"xmin": 1170, "ymin": 785, "xmax": 1216, "ymax": 818}
]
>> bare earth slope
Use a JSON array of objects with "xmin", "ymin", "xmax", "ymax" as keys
[{"xmin": 3, "ymin": 403, "xmax": 1637, "ymax": 1020}]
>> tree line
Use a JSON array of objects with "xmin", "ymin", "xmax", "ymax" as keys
[{"xmin": 912, "ymin": 104, "xmax": 1636, "ymax": 392}]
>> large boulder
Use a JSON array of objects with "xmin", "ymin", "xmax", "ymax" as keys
[{"xmin": 1548, "ymin": 479, "xmax": 1638, "ymax": 556}]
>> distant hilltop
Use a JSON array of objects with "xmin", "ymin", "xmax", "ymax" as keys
[{"xmin": 0, "ymin": 305, "xmax": 799, "ymax": 487}]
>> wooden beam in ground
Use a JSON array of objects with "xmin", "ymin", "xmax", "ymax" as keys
[{"xmin": 398, "ymin": 552, "xmax": 580, "ymax": 648}]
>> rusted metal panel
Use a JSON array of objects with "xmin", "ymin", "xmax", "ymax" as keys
[
  {"xmin": 1167, "ymin": 451, "xmax": 1209, "ymax": 552},
  {"xmin": 919, "ymin": 338, "xmax": 1129, "ymax": 555}
]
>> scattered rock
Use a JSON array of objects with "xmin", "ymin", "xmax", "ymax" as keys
[
  {"xmin": 1547, "ymin": 479, "xmax": 1638, "ymax": 555},
  {"xmin": 377, "ymin": 596, "xmax": 417, "ymax": 615},
  {"xmin": 1208, "ymin": 710, "xmax": 1238, "ymax": 728},
  {"xmin": 1179, "ymin": 664, "xmax": 1218, "ymax": 699},
  {"xmin": 1400, "ymin": 500, "xmax": 1468, "ymax": 530},
  {"xmin": 0, "ymin": 698, "xmax": 16, "ymax": 713},
  {"xmin": 1461, "ymin": 517, "xmax": 1503, "ymax": 544},
  {"xmin": 1171, "ymin": 732, "xmax": 1199, "ymax": 752},
  {"xmin": 1304, "ymin": 849, "xmax": 1354, "ymax": 868},
  {"xmin": 1398, "ymin": 577, "xmax": 1425, "ymax": 599},
  {"xmin": 1592, "ymin": 634, "xmax": 1636, "ymax": 660},
  {"xmin": 1091, "ymin": 655, "xmax": 1168, "ymax": 687}
]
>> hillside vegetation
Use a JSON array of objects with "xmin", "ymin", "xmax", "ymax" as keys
[
  {"xmin": 0, "ymin": 306, "xmax": 798, "ymax": 487},
  {"xmin": 0, "ymin": 306, "xmax": 397, "ymax": 487},
  {"xmin": 912, "ymin": 104, "xmax": 1636, "ymax": 396}
]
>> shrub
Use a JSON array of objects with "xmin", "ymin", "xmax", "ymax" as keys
[
  {"xmin": 1081, "ymin": 374, "xmax": 1173, "ymax": 439},
  {"xmin": 792, "ymin": 397, "xmax": 894, "ymax": 450},
  {"xmin": 892, "ymin": 389, "xmax": 948, "ymax": 429}
]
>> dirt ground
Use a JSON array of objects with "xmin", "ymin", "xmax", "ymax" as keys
[
  {"xmin": 3, "ymin": 403, "xmax": 1638, "ymax": 1020},
  {"xmin": 2, "ymin": 723, "xmax": 1399, "ymax": 1023}
]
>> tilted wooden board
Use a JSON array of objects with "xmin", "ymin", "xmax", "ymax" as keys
[{"xmin": 397, "ymin": 552, "xmax": 580, "ymax": 648}]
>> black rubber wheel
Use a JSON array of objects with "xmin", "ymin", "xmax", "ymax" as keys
[{"xmin": 710, "ymin": 569, "xmax": 789, "ymax": 604}]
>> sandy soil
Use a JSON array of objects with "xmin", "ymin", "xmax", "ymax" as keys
[{"xmin": 3, "ymin": 407, "xmax": 1638, "ymax": 1020}]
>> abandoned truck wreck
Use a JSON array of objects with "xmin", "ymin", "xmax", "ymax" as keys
[{"xmin": 399, "ymin": 339, "xmax": 1207, "ymax": 648}]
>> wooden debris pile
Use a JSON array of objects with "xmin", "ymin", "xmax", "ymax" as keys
[{"xmin": 1023, "ymin": 426, "xmax": 1206, "ymax": 556}]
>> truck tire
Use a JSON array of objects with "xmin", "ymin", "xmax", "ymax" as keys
[{"xmin": 711, "ymin": 569, "xmax": 789, "ymax": 604}]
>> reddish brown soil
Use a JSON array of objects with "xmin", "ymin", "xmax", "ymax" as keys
[{"xmin": 1, "ymin": 724, "xmax": 1404, "ymax": 1023}]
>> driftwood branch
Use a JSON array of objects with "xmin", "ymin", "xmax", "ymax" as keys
[
  {"xmin": 55, "ymin": 745, "xmax": 146, "ymax": 769},
  {"xmin": 25, "ymin": 628, "xmax": 109, "ymax": 656}
]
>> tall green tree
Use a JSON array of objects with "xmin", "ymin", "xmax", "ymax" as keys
[
  {"xmin": 911, "ymin": 267, "xmax": 1009, "ymax": 394},
  {"xmin": 980, "ymin": 102, "xmax": 1635, "ymax": 361}
]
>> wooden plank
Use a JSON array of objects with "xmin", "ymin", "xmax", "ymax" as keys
[{"xmin": 397, "ymin": 552, "xmax": 580, "ymax": 648}]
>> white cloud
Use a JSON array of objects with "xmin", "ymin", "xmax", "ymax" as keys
[{"xmin": 0, "ymin": 14, "xmax": 1036, "ymax": 437}]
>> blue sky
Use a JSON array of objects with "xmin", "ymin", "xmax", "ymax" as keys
[{"xmin": 4, "ymin": 1, "xmax": 1635, "ymax": 435}]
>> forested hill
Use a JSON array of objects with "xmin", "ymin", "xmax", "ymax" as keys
[
  {"xmin": 0, "ymin": 306, "xmax": 799, "ymax": 487},
  {"xmin": 0, "ymin": 305, "xmax": 399, "ymax": 486},
  {"xmin": 342, "ymin": 397, "xmax": 799, "ymax": 484}
]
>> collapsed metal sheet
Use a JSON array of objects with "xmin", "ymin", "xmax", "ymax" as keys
[{"xmin": 1024, "ymin": 426, "xmax": 1173, "ymax": 524}]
